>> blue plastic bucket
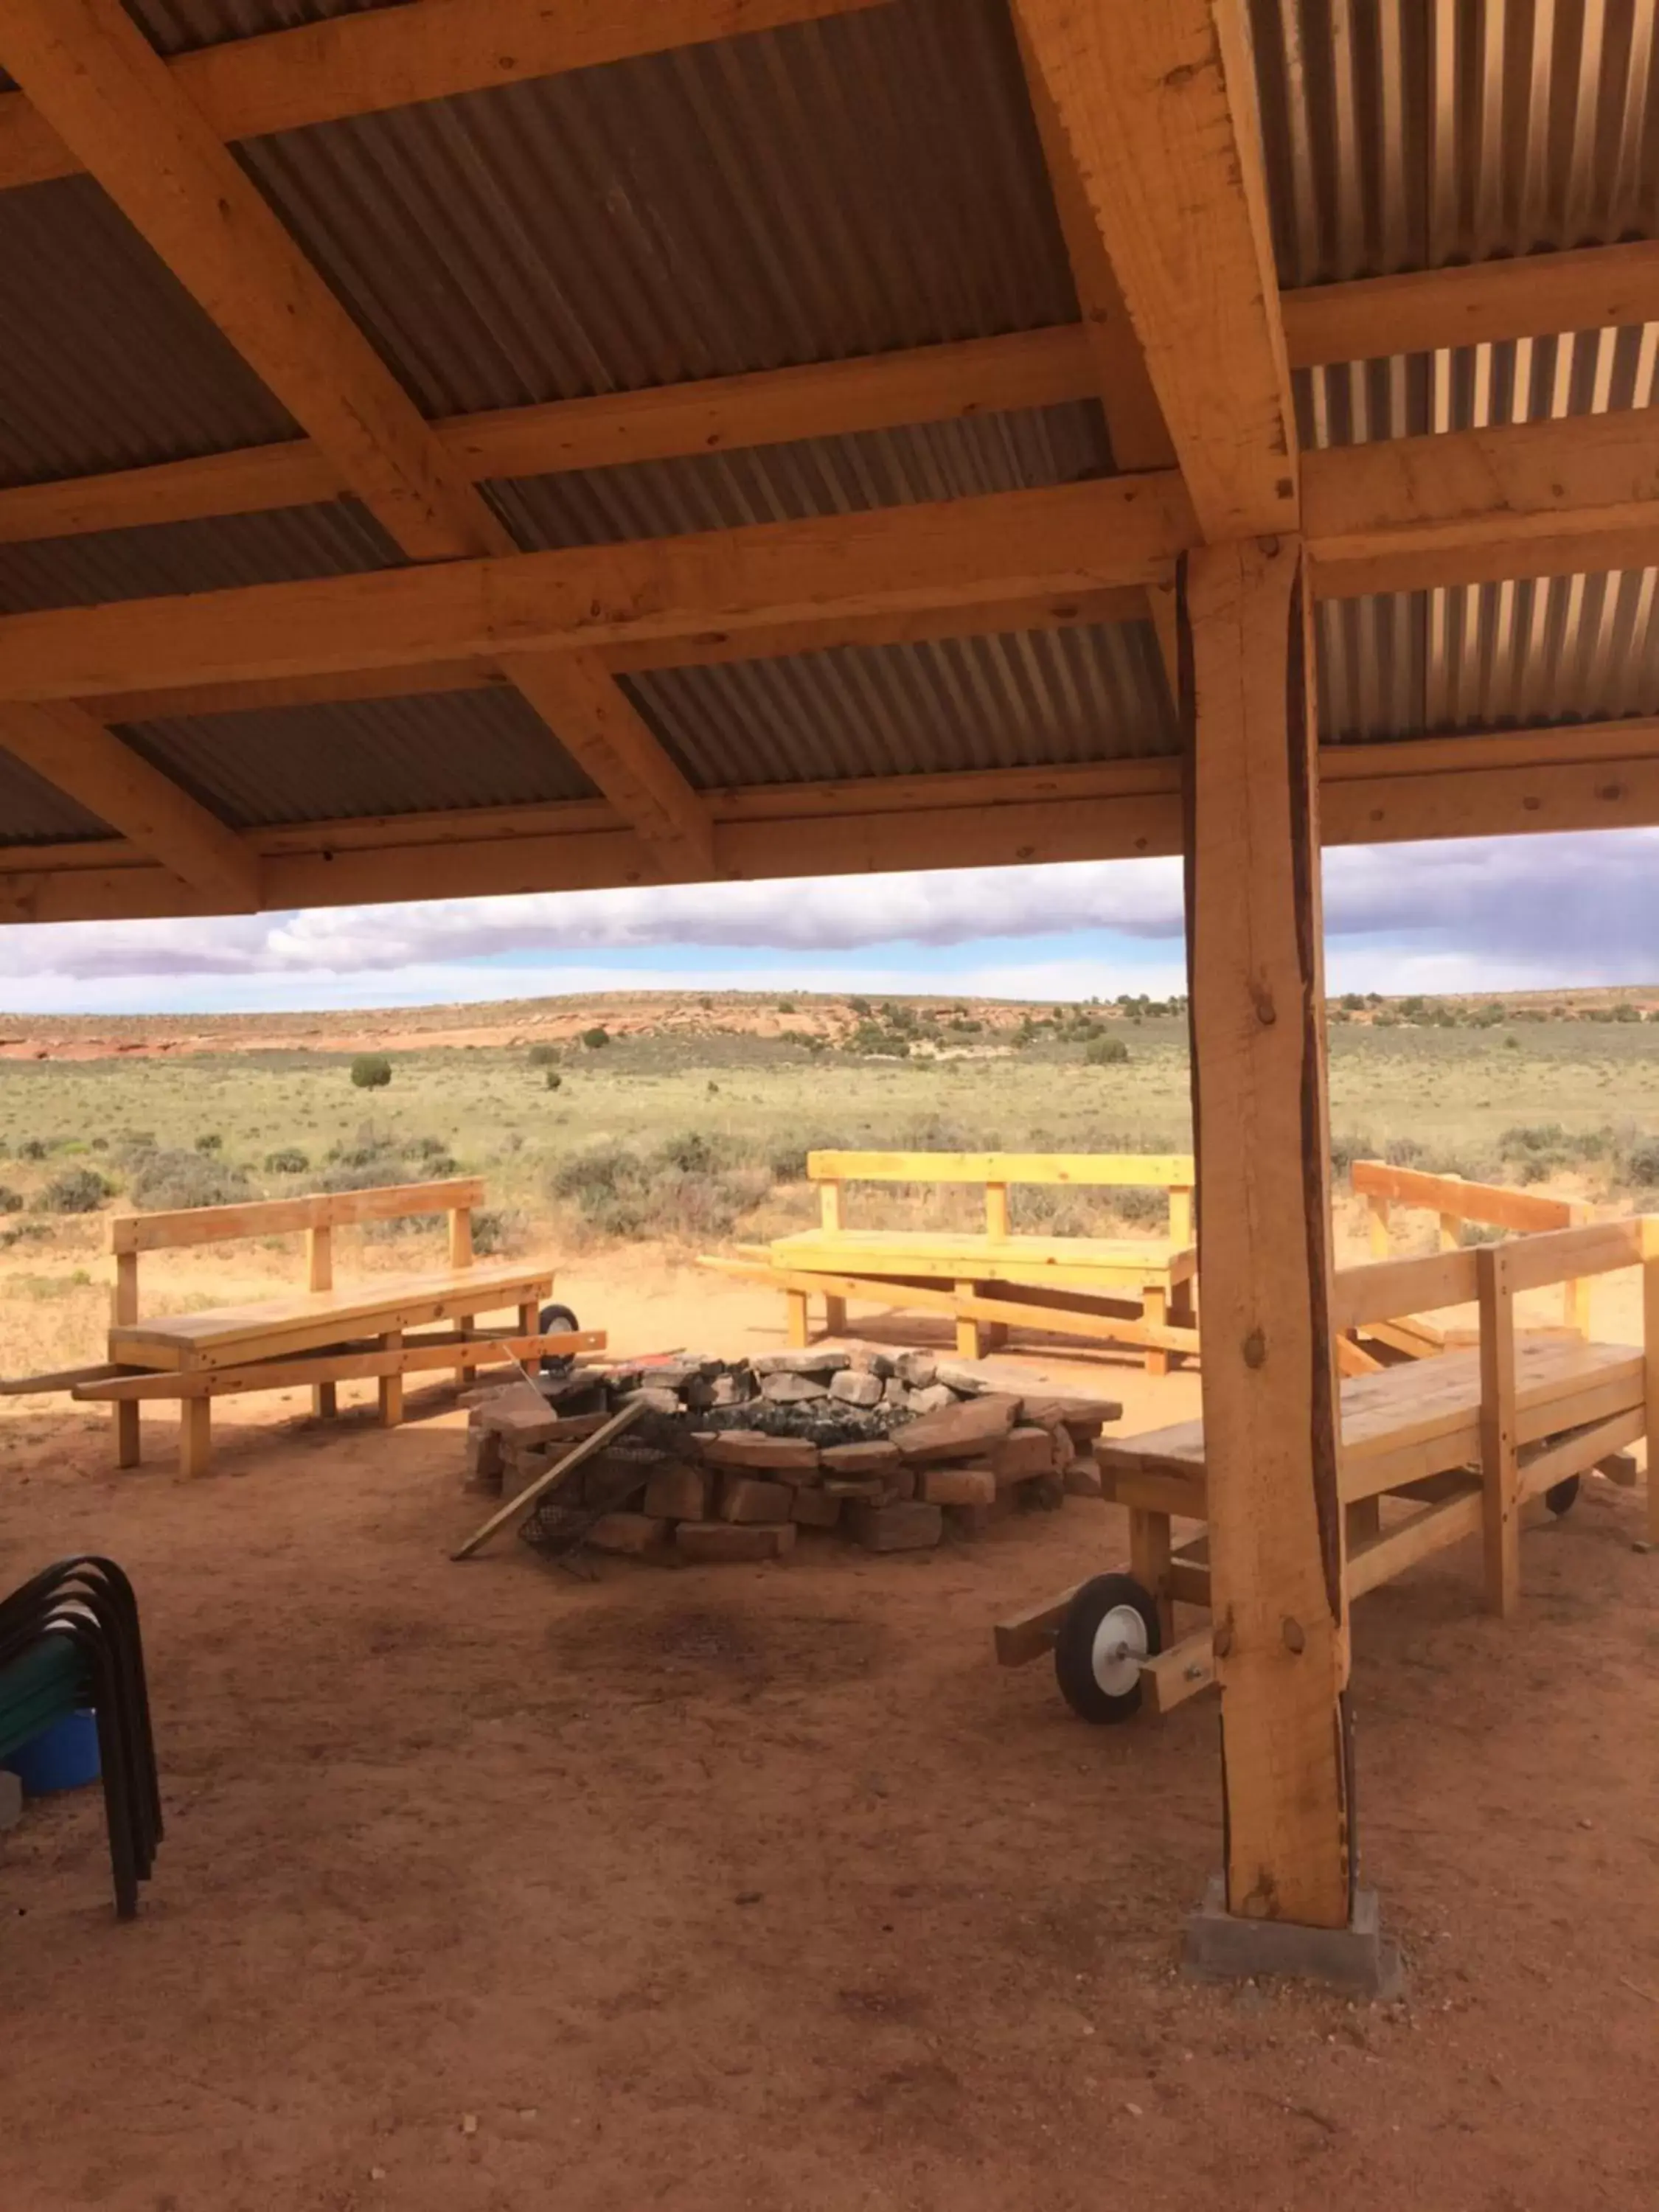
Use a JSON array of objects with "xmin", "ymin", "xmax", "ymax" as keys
[{"xmin": 5, "ymin": 1709, "xmax": 101, "ymax": 1795}]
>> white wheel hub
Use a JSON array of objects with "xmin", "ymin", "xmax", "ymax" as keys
[{"xmin": 1089, "ymin": 1602, "xmax": 1149, "ymax": 1697}]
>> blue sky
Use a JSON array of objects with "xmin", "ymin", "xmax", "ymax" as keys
[{"xmin": 4, "ymin": 828, "xmax": 1657, "ymax": 1015}]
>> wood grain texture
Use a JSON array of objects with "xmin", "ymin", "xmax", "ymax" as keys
[
  {"xmin": 1011, "ymin": 0, "xmax": 1297, "ymax": 540},
  {"xmin": 1183, "ymin": 534, "xmax": 1349, "ymax": 1929}
]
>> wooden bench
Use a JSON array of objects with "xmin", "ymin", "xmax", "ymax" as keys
[
  {"xmin": 52, "ymin": 1178, "xmax": 599, "ymax": 1477},
  {"xmin": 704, "ymin": 1149, "xmax": 1197, "ymax": 1374},
  {"xmin": 996, "ymin": 1217, "xmax": 1657, "ymax": 1717}
]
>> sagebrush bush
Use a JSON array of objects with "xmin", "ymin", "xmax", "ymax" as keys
[
  {"xmin": 0, "ymin": 1184, "xmax": 22, "ymax": 1213},
  {"xmin": 127, "ymin": 1150, "xmax": 252, "ymax": 1212},
  {"xmin": 39, "ymin": 1166, "xmax": 112, "ymax": 1214},
  {"xmin": 548, "ymin": 1133, "xmax": 768, "ymax": 1242},
  {"xmin": 264, "ymin": 1147, "xmax": 310, "ymax": 1175},
  {"xmin": 1086, "ymin": 1037, "xmax": 1130, "ymax": 1065},
  {"xmin": 350, "ymin": 1054, "xmax": 392, "ymax": 1089},
  {"xmin": 526, "ymin": 1043, "xmax": 560, "ymax": 1068},
  {"xmin": 580, "ymin": 1027, "xmax": 611, "ymax": 1050},
  {"xmin": 194, "ymin": 1132, "xmax": 223, "ymax": 1153}
]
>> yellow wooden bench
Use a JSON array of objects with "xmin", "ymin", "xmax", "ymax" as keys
[
  {"xmin": 996, "ymin": 1216, "xmax": 1656, "ymax": 1720},
  {"xmin": 57, "ymin": 1177, "xmax": 597, "ymax": 1477},
  {"xmin": 705, "ymin": 1149, "xmax": 1198, "ymax": 1374}
]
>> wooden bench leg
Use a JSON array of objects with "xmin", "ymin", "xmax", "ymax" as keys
[
  {"xmin": 785, "ymin": 1290, "xmax": 811, "ymax": 1349},
  {"xmin": 823, "ymin": 1295, "xmax": 848, "ymax": 1337},
  {"xmin": 1143, "ymin": 1284, "xmax": 1170, "ymax": 1379},
  {"xmin": 954, "ymin": 1282, "xmax": 985, "ymax": 1360},
  {"xmin": 312, "ymin": 1382, "xmax": 338, "ymax": 1421},
  {"xmin": 379, "ymin": 1332, "xmax": 404, "ymax": 1429},
  {"xmin": 1129, "ymin": 1506, "xmax": 1175, "ymax": 1645},
  {"xmin": 115, "ymin": 1399, "xmax": 141, "ymax": 1470},
  {"xmin": 1478, "ymin": 1249, "xmax": 1520, "ymax": 1619},
  {"xmin": 455, "ymin": 1311, "xmax": 476, "ymax": 1394},
  {"xmin": 179, "ymin": 1395, "xmax": 212, "ymax": 1478},
  {"xmin": 1345, "ymin": 1495, "xmax": 1381, "ymax": 1551}
]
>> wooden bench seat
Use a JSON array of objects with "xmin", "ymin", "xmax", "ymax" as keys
[
  {"xmin": 110, "ymin": 1259, "xmax": 557, "ymax": 1371},
  {"xmin": 707, "ymin": 1150, "xmax": 1200, "ymax": 1372}
]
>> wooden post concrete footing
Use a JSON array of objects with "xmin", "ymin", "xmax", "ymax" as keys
[
  {"xmin": 1183, "ymin": 1877, "xmax": 1402, "ymax": 1998},
  {"xmin": 1183, "ymin": 536, "xmax": 1354, "ymax": 1937}
]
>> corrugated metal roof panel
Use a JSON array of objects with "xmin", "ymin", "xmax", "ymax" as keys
[
  {"xmin": 129, "ymin": 1, "xmax": 397, "ymax": 56},
  {"xmin": 0, "ymin": 752, "xmax": 116, "ymax": 845},
  {"xmin": 116, "ymin": 686, "xmax": 599, "ymax": 830},
  {"xmin": 490, "ymin": 404, "xmax": 1112, "ymax": 549},
  {"xmin": 625, "ymin": 622, "xmax": 1174, "ymax": 790},
  {"xmin": 0, "ymin": 501, "xmax": 400, "ymax": 616},
  {"xmin": 1251, "ymin": 0, "xmax": 1659, "ymax": 287},
  {"xmin": 1320, "ymin": 568, "xmax": 1659, "ymax": 742},
  {"xmin": 234, "ymin": 0, "xmax": 1079, "ymax": 419},
  {"xmin": 0, "ymin": 176, "xmax": 296, "ymax": 484}
]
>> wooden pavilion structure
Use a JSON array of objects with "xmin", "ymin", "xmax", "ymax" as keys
[{"xmin": 3, "ymin": 0, "xmax": 1658, "ymax": 1948}]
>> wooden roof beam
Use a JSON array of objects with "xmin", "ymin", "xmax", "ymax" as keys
[
  {"xmin": 0, "ymin": 476, "xmax": 1194, "ymax": 705},
  {"xmin": 0, "ymin": 0, "xmax": 726, "ymax": 882},
  {"xmin": 11, "ymin": 721, "xmax": 1659, "ymax": 924},
  {"xmin": 1010, "ymin": 0, "xmax": 1297, "ymax": 543},
  {"xmin": 0, "ymin": 703, "xmax": 259, "ymax": 908},
  {"xmin": 1283, "ymin": 240, "xmax": 1659, "ymax": 370},
  {"xmin": 0, "ymin": 327, "xmax": 1099, "ymax": 549},
  {"xmin": 1304, "ymin": 409, "xmax": 1659, "ymax": 599},
  {"xmin": 0, "ymin": 0, "xmax": 891, "ymax": 192}
]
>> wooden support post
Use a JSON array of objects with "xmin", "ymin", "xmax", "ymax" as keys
[
  {"xmin": 1477, "ymin": 1243, "xmax": 1520, "ymax": 1618},
  {"xmin": 178, "ymin": 1393, "xmax": 211, "ymax": 1477},
  {"xmin": 1129, "ymin": 1506, "xmax": 1175, "ymax": 1645},
  {"xmin": 955, "ymin": 1282, "xmax": 986, "ymax": 1360},
  {"xmin": 451, "ymin": 1207, "xmax": 476, "ymax": 1389},
  {"xmin": 1437, "ymin": 1176, "xmax": 1464, "ymax": 1253},
  {"xmin": 1366, "ymin": 1193, "xmax": 1391, "ymax": 1260},
  {"xmin": 307, "ymin": 1222, "xmax": 338, "ymax": 1419},
  {"xmin": 1143, "ymin": 1283, "xmax": 1171, "ymax": 1378},
  {"xmin": 111, "ymin": 1246, "xmax": 140, "ymax": 1467},
  {"xmin": 379, "ymin": 1330, "xmax": 404, "ymax": 1428},
  {"xmin": 1644, "ymin": 1218, "xmax": 1659, "ymax": 1547},
  {"xmin": 1169, "ymin": 1184, "xmax": 1194, "ymax": 1249},
  {"xmin": 785, "ymin": 1288, "xmax": 810, "ymax": 1349},
  {"xmin": 817, "ymin": 1183, "xmax": 848, "ymax": 1332},
  {"xmin": 1183, "ymin": 537, "xmax": 1352, "ymax": 1932},
  {"xmin": 984, "ymin": 1182, "xmax": 1010, "ymax": 1239}
]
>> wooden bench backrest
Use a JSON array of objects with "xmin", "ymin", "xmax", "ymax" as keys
[
  {"xmin": 805, "ymin": 1151, "xmax": 1197, "ymax": 1242},
  {"xmin": 1351, "ymin": 1159, "xmax": 1588, "ymax": 1332},
  {"xmin": 108, "ymin": 1178, "xmax": 485, "ymax": 1324}
]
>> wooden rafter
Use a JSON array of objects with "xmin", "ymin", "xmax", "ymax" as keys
[
  {"xmin": 10, "ymin": 721, "xmax": 1659, "ymax": 926},
  {"xmin": 1010, "ymin": 0, "xmax": 1297, "ymax": 542},
  {"xmin": 0, "ymin": 328, "xmax": 1099, "ymax": 550},
  {"xmin": 502, "ymin": 653, "xmax": 715, "ymax": 882},
  {"xmin": 0, "ymin": 0, "xmax": 889, "ymax": 191},
  {"xmin": 0, "ymin": 703, "xmax": 258, "ymax": 908},
  {"xmin": 0, "ymin": 478, "xmax": 1194, "ymax": 705},
  {"xmin": 1304, "ymin": 409, "xmax": 1659, "ymax": 599},
  {"xmin": 1282, "ymin": 239, "xmax": 1659, "ymax": 369},
  {"xmin": 0, "ymin": 0, "xmax": 720, "ymax": 880}
]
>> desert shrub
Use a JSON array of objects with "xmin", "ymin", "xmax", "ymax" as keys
[
  {"xmin": 194, "ymin": 1131, "xmax": 223, "ymax": 1153},
  {"xmin": 548, "ymin": 1133, "xmax": 768, "ymax": 1243},
  {"xmin": 403, "ymin": 1134, "xmax": 452, "ymax": 1163},
  {"xmin": 0, "ymin": 1184, "xmax": 21, "ymax": 1213},
  {"xmin": 1328, "ymin": 1132, "xmax": 1378, "ymax": 1180},
  {"xmin": 526, "ymin": 1042, "xmax": 560, "ymax": 1068},
  {"xmin": 472, "ymin": 1207, "xmax": 527, "ymax": 1256},
  {"xmin": 1618, "ymin": 1134, "xmax": 1659, "ymax": 1186},
  {"xmin": 350, "ymin": 1054, "xmax": 392, "ymax": 1089},
  {"xmin": 264, "ymin": 1147, "xmax": 310, "ymax": 1175},
  {"xmin": 39, "ymin": 1166, "xmax": 111, "ymax": 1214},
  {"xmin": 580, "ymin": 1027, "xmax": 611, "ymax": 1050},
  {"xmin": 19, "ymin": 1138, "xmax": 48, "ymax": 1161},
  {"xmin": 127, "ymin": 1150, "xmax": 251, "ymax": 1212},
  {"xmin": 1383, "ymin": 1135, "xmax": 1425, "ymax": 1166},
  {"xmin": 545, "ymin": 1070, "xmax": 563, "ymax": 1091},
  {"xmin": 1086, "ymin": 1037, "xmax": 1130, "ymax": 1065},
  {"xmin": 1112, "ymin": 1186, "xmax": 1168, "ymax": 1228}
]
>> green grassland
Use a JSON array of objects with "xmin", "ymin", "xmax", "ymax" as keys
[{"xmin": 2, "ymin": 998, "xmax": 1659, "ymax": 1260}]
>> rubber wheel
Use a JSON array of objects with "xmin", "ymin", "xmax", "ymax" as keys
[
  {"xmin": 1054, "ymin": 1573, "xmax": 1161, "ymax": 1725},
  {"xmin": 538, "ymin": 1301, "xmax": 580, "ymax": 1378},
  {"xmin": 1544, "ymin": 1473, "xmax": 1581, "ymax": 1517}
]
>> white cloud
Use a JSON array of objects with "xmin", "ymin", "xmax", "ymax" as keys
[{"xmin": 3, "ymin": 828, "xmax": 1657, "ymax": 1013}]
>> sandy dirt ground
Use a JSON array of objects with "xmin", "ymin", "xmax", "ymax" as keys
[{"xmin": 1, "ymin": 1258, "xmax": 1657, "ymax": 2211}]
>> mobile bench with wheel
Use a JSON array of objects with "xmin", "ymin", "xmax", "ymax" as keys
[{"xmin": 995, "ymin": 1217, "xmax": 1656, "ymax": 1722}]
